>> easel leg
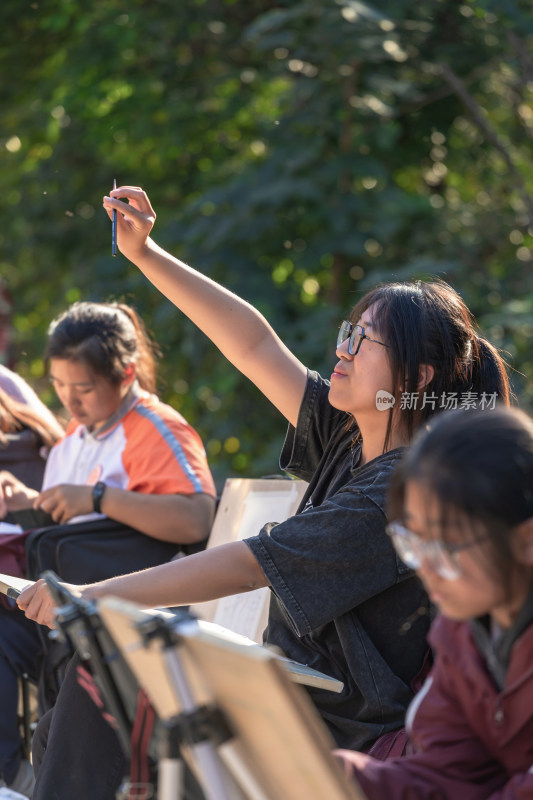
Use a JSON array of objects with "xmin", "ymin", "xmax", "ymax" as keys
[
  {"xmin": 158, "ymin": 757, "xmax": 184, "ymax": 800},
  {"xmin": 163, "ymin": 650, "xmax": 236, "ymax": 800}
]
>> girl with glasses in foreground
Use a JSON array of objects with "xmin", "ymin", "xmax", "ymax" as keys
[
  {"xmin": 337, "ymin": 405, "xmax": 533, "ymax": 800},
  {"xmin": 18, "ymin": 186, "xmax": 510, "ymax": 800}
]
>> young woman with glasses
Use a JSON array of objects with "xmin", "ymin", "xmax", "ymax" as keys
[
  {"xmin": 336, "ymin": 405, "xmax": 533, "ymax": 799},
  {"xmin": 18, "ymin": 186, "xmax": 510, "ymax": 800}
]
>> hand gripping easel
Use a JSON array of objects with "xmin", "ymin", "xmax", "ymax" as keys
[{"xmin": 43, "ymin": 572, "xmax": 366, "ymax": 800}]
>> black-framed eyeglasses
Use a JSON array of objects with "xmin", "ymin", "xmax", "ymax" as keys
[
  {"xmin": 337, "ymin": 320, "xmax": 389, "ymax": 356},
  {"xmin": 386, "ymin": 520, "xmax": 489, "ymax": 581}
]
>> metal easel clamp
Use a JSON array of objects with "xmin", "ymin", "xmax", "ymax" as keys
[
  {"xmin": 158, "ymin": 705, "xmax": 233, "ymax": 758},
  {"xmin": 136, "ymin": 609, "xmax": 197, "ymax": 651}
]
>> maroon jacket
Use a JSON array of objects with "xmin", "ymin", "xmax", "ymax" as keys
[{"xmin": 338, "ymin": 614, "xmax": 533, "ymax": 799}]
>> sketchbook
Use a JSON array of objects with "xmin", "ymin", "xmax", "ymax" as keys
[
  {"xmin": 190, "ymin": 478, "xmax": 309, "ymax": 643},
  {"xmin": 9, "ymin": 507, "xmax": 55, "ymax": 530},
  {"xmin": 110, "ymin": 606, "xmax": 343, "ymax": 693},
  {"xmin": 0, "ymin": 572, "xmax": 33, "ymax": 599}
]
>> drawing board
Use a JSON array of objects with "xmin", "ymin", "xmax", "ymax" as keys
[
  {"xmin": 191, "ymin": 478, "xmax": 308, "ymax": 644},
  {"xmin": 98, "ymin": 597, "xmax": 366, "ymax": 800}
]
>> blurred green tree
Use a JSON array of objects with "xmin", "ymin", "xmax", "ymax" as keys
[{"xmin": 0, "ymin": 0, "xmax": 531, "ymax": 486}]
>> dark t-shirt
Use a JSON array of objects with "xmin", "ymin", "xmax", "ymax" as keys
[{"xmin": 245, "ymin": 371, "xmax": 430, "ymax": 750}]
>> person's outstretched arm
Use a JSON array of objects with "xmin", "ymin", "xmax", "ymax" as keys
[
  {"xmin": 17, "ymin": 539, "xmax": 267, "ymax": 629},
  {"xmin": 103, "ymin": 186, "xmax": 307, "ymax": 427}
]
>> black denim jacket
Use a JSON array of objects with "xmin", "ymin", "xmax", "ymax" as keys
[{"xmin": 245, "ymin": 371, "xmax": 430, "ymax": 750}]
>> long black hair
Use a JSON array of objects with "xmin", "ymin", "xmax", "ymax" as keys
[{"xmin": 349, "ymin": 279, "xmax": 510, "ymax": 449}]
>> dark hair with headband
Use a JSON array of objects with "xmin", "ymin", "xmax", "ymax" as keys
[
  {"xmin": 388, "ymin": 405, "xmax": 533, "ymax": 596},
  {"xmin": 45, "ymin": 302, "xmax": 160, "ymax": 392},
  {"xmin": 349, "ymin": 279, "xmax": 510, "ymax": 450}
]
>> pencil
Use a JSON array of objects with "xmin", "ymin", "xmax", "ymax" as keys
[{"xmin": 112, "ymin": 178, "xmax": 117, "ymax": 257}]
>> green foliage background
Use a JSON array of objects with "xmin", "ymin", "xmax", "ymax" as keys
[{"xmin": 1, "ymin": 0, "xmax": 532, "ymax": 487}]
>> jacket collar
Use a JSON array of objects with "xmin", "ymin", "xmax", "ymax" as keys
[
  {"xmin": 470, "ymin": 588, "xmax": 533, "ymax": 690},
  {"xmin": 81, "ymin": 381, "xmax": 144, "ymax": 442}
]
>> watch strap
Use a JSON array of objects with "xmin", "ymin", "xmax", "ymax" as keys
[{"xmin": 92, "ymin": 481, "xmax": 106, "ymax": 514}]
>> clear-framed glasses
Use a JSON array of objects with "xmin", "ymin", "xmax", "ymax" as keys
[
  {"xmin": 386, "ymin": 520, "xmax": 488, "ymax": 581},
  {"xmin": 337, "ymin": 320, "xmax": 389, "ymax": 356}
]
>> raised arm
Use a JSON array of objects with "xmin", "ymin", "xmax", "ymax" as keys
[{"xmin": 103, "ymin": 187, "xmax": 307, "ymax": 426}]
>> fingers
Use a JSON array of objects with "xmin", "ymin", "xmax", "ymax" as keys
[
  {"xmin": 0, "ymin": 474, "xmax": 12, "ymax": 517},
  {"xmin": 36, "ymin": 484, "xmax": 92, "ymax": 524},
  {"xmin": 103, "ymin": 196, "xmax": 154, "ymax": 228},
  {"xmin": 105, "ymin": 185, "xmax": 156, "ymax": 218},
  {"xmin": 35, "ymin": 499, "xmax": 64, "ymax": 524},
  {"xmin": 112, "ymin": 185, "xmax": 143, "ymax": 192},
  {"xmin": 17, "ymin": 580, "xmax": 56, "ymax": 628},
  {"xmin": 110, "ymin": 185, "xmax": 145, "ymax": 197},
  {"xmin": 102, "ymin": 184, "xmax": 156, "ymax": 257},
  {"xmin": 0, "ymin": 472, "xmax": 34, "ymax": 515},
  {"xmin": 34, "ymin": 490, "xmax": 61, "ymax": 522},
  {"xmin": 32, "ymin": 599, "xmax": 55, "ymax": 629},
  {"xmin": 17, "ymin": 580, "xmax": 42, "ymax": 610},
  {"xmin": 19, "ymin": 580, "xmax": 86, "ymax": 629}
]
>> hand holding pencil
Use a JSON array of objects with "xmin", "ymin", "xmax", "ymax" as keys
[{"xmin": 103, "ymin": 185, "xmax": 157, "ymax": 262}]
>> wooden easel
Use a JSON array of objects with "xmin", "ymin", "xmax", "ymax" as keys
[{"xmin": 98, "ymin": 596, "xmax": 367, "ymax": 800}]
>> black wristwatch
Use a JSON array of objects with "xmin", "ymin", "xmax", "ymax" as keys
[{"xmin": 92, "ymin": 481, "xmax": 106, "ymax": 513}]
